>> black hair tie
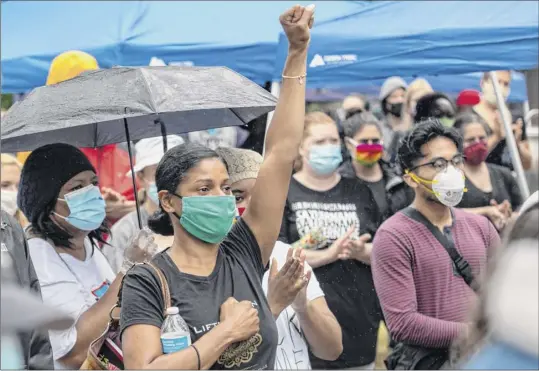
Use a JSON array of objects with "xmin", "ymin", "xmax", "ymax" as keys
[{"xmin": 191, "ymin": 344, "xmax": 201, "ymax": 370}]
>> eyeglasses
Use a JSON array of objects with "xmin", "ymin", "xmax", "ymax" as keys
[{"xmin": 409, "ymin": 154, "xmax": 465, "ymax": 173}]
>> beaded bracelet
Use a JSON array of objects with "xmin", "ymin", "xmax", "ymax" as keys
[{"xmin": 282, "ymin": 73, "xmax": 307, "ymax": 85}]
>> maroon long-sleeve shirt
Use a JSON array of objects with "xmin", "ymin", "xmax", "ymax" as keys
[{"xmin": 372, "ymin": 208, "xmax": 500, "ymax": 348}]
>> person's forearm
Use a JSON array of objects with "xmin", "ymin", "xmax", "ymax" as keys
[
  {"xmin": 517, "ymin": 141, "xmax": 533, "ymax": 170},
  {"xmin": 388, "ymin": 312, "xmax": 467, "ymax": 349},
  {"xmin": 297, "ymin": 299, "xmax": 343, "ymax": 361},
  {"xmin": 461, "ymin": 207, "xmax": 491, "ymax": 216},
  {"xmin": 304, "ymin": 248, "xmax": 336, "ymax": 269},
  {"xmin": 242, "ymin": 46, "xmax": 309, "ymax": 265},
  {"xmin": 59, "ymin": 274, "xmax": 124, "ymax": 368},
  {"xmin": 264, "ymin": 47, "xmax": 308, "ymax": 159},
  {"xmin": 267, "ymin": 291, "xmax": 287, "ymax": 319},
  {"xmin": 487, "ymin": 134, "xmax": 501, "ymax": 151},
  {"xmin": 269, "ymin": 301, "xmax": 286, "ymax": 320},
  {"xmin": 144, "ymin": 323, "xmax": 235, "ymax": 370}
]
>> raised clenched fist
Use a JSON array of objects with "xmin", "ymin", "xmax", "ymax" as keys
[{"xmin": 279, "ymin": 4, "xmax": 315, "ymax": 51}]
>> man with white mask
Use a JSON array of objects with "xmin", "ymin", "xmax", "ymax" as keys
[
  {"xmin": 103, "ymin": 135, "xmax": 183, "ymax": 273},
  {"xmin": 474, "ymin": 71, "xmax": 533, "ymax": 170},
  {"xmin": 371, "ymin": 119, "xmax": 501, "ymax": 370}
]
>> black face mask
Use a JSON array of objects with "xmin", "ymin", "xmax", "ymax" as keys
[{"xmin": 387, "ymin": 102, "xmax": 403, "ymax": 118}]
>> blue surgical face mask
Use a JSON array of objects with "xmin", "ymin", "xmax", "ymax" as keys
[
  {"xmin": 1, "ymin": 335, "xmax": 24, "ymax": 370},
  {"xmin": 55, "ymin": 184, "xmax": 106, "ymax": 231},
  {"xmin": 308, "ymin": 144, "xmax": 343, "ymax": 176},
  {"xmin": 148, "ymin": 183, "xmax": 159, "ymax": 204}
]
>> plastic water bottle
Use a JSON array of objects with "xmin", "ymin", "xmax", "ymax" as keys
[{"xmin": 161, "ymin": 307, "xmax": 191, "ymax": 354}]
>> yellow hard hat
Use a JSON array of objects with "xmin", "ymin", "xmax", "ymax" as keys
[{"xmin": 46, "ymin": 50, "xmax": 99, "ymax": 86}]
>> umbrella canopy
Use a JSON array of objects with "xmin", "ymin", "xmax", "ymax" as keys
[
  {"xmin": 273, "ymin": 0, "xmax": 539, "ymax": 87},
  {"xmin": 1, "ymin": 66, "xmax": 277, "ymax": 153},
  {"xmin": 1, "ymin": 0, "xmax": 365, "ymax": 93}
]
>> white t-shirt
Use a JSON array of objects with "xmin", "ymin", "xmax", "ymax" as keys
[
  {"xmin": 262, "ymin": 242, "xmax": 325, "ymax": 370},
  {"xmin": 28, "ymin": 237, "xmax": 115, "ymax": 369}
]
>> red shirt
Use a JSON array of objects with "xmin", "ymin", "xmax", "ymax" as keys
[
  {"xmin": 80, "ymin": 145, "xmax": 135, "ymax": 200},
  {"xmin": 371, "ymin": 208, "xmax": 500, "ymax": 348}
]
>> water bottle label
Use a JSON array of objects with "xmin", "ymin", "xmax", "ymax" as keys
[{"xmin": 161, "ymin": 335, "xmax": 190, "ymax": 354}]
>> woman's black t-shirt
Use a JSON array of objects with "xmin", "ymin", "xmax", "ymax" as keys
[
  {"xmin": 279, "ymin": 176, "xmax": 383, "ymax": 369},
  {"xmin": 459, "ymin": 163, "xmax": 523, "ymax": 210},
  {"xmin": 120, "ymin": 219, "xmax": 278, "ymax": 370}
]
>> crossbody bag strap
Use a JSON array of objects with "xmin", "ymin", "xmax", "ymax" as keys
[
  {"xmin": 116, "ymin": 262, "xmax": 172, "ymax": 314},
  {"xmin": 401, "ymin": 207, "xmax": 478, "ymax": 292},
  {"xmin": 146, "ymin": 262, "xmax": 172, "ymax": 314}
]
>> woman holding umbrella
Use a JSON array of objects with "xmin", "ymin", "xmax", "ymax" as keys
[
  {"xmin": 119, "ymin": 4, "xmax": 315, "ymax": 370},
  {"xmin": 17, "ymin": 143, "xmax": 158, "ymax": 370}
]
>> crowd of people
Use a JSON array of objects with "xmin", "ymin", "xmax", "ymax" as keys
[{"xmin": 1, "ymin": 4, "xmax": 538, "ymax": 371}]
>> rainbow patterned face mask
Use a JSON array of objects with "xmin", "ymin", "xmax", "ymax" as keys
[{"xmin": 348, "ymin": 139, "xmax": 384, "ymax": 167}]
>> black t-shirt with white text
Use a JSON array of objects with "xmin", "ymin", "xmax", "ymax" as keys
[
  {"xmin": 279, "ymin": 177, "xmax": 383, "ymax": 369},
  {"xmin": 120, "ymin": 219, "xmax": 278, "ymax": 370}
]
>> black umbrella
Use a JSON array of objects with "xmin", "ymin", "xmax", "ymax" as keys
[{"xmin": 1, "ymin": 66, "xmax": 277, "ymax": 227}]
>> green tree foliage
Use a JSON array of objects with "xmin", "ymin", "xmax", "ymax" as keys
[{"xmin": 1, "ymin": 94, "xmax": 14, "ymax": 110}]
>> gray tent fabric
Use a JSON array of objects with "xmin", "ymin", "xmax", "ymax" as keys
[{"xmin": 1, "ymin": 66, "xmax": 277, "ymax": 152}]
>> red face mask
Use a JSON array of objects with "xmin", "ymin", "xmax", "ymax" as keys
[
  {"xmin": 464, "ymin": 141, "xmax": 489, "ymax": 165},
  {"xmin": 354, "ymin": 143, "xmax": 384, "ymax": 167}
]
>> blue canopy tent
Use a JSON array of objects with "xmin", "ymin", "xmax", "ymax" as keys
[
  {"xmin": 1, "ymin": 0, "xmax": 365, "ymax": 93},
  {"xmin": 268, "ymin": 1, "xmax": 538, "ymax": 197},
  {"xmin": 305, "ymin": 72, "xmax": 528, "ymax": 103},
  {"xmin": 272, "ymin": 1, "xmax": 539, "ymax": 86}
]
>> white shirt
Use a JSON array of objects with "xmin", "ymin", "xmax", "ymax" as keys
[
  {"xmin": 262, "ymin": 242, "xmax": 325, "ymax": 370},
  {"xmin": 28, "ymin": 238, "xmax": 115, "ymax": 369}
]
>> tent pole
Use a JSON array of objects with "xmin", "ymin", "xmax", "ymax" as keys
[
  {"xmin": 263, "ymin": 81, "xmax": 281, "ymax": 156},
  {"xmin": 123, "ymin": 118, "xmax": 143, "ymax": 229},
  {"xmin": 489, "ymin": 71, "xmax": 530, "ymax": 199}
]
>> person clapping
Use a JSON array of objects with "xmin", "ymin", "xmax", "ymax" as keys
[{"xmin": 217, "ymin": 146, "xmax": 342, "ymax": 370}]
